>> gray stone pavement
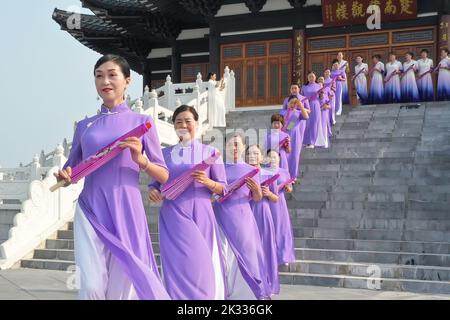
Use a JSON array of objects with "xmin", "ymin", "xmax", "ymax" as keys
[{"xmin": 1, "ymin": 268, "xmax": 450, "ymax": 300}]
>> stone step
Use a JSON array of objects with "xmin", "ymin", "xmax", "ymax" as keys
[
  {"xmin": 280, "ymin": 260, "xmax": 450, "ymax": 281},
  {"xmin": 295, "ymin": 238, "xmax": 450, "ymax": 254},
  {"xmin": 21, "ymin": 259, "xmax": 74, "ymax": 271},
  {"xmin": 293, "ymin": 217, "xmax": 450, "ymax": 231},
  {"xmin": 294, "ymin": 248, "xmax": 450, "ymax": 267},
  {"xmin": 34, "ymin": 249, "xmax": 74, "ymax": 261},
  {"xmin": 279, "ymin": 272, "xmax": 450, "ymax": 294},
  {"xmin": 293, "ymin": 227, "xmax": 450, "ymax": 242}
]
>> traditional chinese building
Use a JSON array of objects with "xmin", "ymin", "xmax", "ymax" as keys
[{"xmin": 53, "ymin": 0, "xmax": 450, "ymax": 107}]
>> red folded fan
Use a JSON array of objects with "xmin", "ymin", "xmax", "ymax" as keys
[
  {"xmin": 277, "ymin": 177, "xmax": 296, "ymax": 193},
  {"xmin": 161, "ymin": 151, "xmax": 221, "ymax": 200},
  {"xmin": 247, "ymin": 173, "xmax": 280, "ymax": 200},
  {"xmin": 50, "ymin": 122, "xmax": 152, "ymax": 192},
  {"xmin": 215, "ymin": 167, "xmax": 260, "ymax": 204}
]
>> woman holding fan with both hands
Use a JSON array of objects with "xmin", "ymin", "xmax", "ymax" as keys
[
  {"xmin": 54, "ymin": 54, "xmax": 170, "ymax": 300},
  {"xmin": 148, "ymin": 105, "xmax": 228, "ymax": 300}
]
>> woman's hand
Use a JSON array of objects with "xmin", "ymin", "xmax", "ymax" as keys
[
  {"xmin": 284, "ymin": 137, "xmax": 292, "ymax": 153},
  {"xmin": 261, "ymin": 186, "xmax": 271, "ymax": 197},
  {"xmin": 246, "ymin": 177, "xmax": 262, "ymax": 201},
  {"xmin": 53, "ymin": 167, "xmax": 73, "ymax": 187},
  {"xmin": 284, "ymin": 184, "xmax": 293, "ymax": 193},
  {"xmin": 119, "ymin": 137, "xmax": 145, "ymax": 166},
  {"xmin": 192, "ymin": 170, "xmax": 210, "ymax": 185},
  {"xmin": 148, "ymin": 187, "xmax": 163, "ymax": 203}
]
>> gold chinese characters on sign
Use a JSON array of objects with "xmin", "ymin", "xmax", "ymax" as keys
[{"xmin": 322, "ymin": 0, "xmax": 417, "ymax": 27}]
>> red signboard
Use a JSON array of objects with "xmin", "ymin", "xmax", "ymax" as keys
[{"xmin": 322, "ymin": 0, "xmax": 418, "ymax": 28}]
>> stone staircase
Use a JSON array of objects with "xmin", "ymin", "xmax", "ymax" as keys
[{"xmin": 20, "ymin": 102, "xmax": 450, "ymax": 294}]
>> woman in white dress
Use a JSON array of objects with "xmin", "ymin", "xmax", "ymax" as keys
[
  {"xmin": 437, "ymin": 48, "xmax": 450, "ymax": 101},
  {"xmin": 401, "ymin": 52, "xmax": 420, "ymax": 103},
  {"xmin": 352, "ymin": 56, "xmax": 369, "ymax": 105},
  {"xmin": 369, "ymin": 54, "xmax": 385, "ymax": 104},
  {"xmin": 384, "ymin": 52, "xmax": 403, "ymax": 103},
  {"xmin": 337, "ymin": 52, "xmax": 350, "ymax": 105},
  {"xmin": 207, "ymin": 72, "xmax": 227, "ymax": 127},
  {"xmin": 417, "ymin": 49, "xmax": 434, "ymax": 102}
]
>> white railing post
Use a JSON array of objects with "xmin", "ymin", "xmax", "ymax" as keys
[
  {"xmin": 196, "ymin": 72, "xmax": 203, "ymax": 90},
  {"xmin": 30, "ymin": 155, "xmax": 40, "ymax": 181},
  {"xmin": 133, "ymin": 98, "xmax": 145, "ymax": 114},
  {"xmin": 149, "ymin": 89, "xmax": 160, "ymax": 123},
  {"xmin": 229, "ymin": 70, "xmax": 236, "ymax": 112},
  {"xmin": 143, "ymin": 86, "xmax": 151, "ymax": 110},
  {"xmin": 165, "ymin": 75, "xmax": 173, "ymax": 111}
]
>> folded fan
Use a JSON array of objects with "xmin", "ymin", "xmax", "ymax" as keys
[
  {"xmin": 248, "ymin": 173, "xmax": 280, "ymax": 200},
  {"xmin": 161, "ymin": 151, "xmax": 221, "ymax": 200},
  {"xmin": 215, "ymin": 167, "xmax": 260, "ymax": 204},
  {"xmin": 50, "ymin": 122, "xmax": 152, "ymax": 192},
  {"xmin": 277, "ymin": 177, "xmax": 296, "ymax": 193}
]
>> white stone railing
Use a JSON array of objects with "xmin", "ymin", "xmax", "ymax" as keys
[
  {"xmin": 155, "ymin": 66, "xmax": 236, "ymax": 114},
  {"xmin": 0, "ymin": 145, "xmax": 83, "ymax": 269}
]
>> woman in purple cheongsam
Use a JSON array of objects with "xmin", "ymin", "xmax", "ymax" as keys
[
  {"xmin": 303, "ymin": 71, "xmax": 325, "ymax": 148},
  {"xmin": 280, "ymin": 96, "xmax": 310, "ymax": 179},
  {"xmin": 55, "ymin": 55, "xmax": 170, "ymax": 300},
  {"xmin": 214, "ymin": 134, "xmax": 271, "ymax": 300},
  {"xmin": 266, "ymin": 149, "xmax": 296, "ymax": 266},
  {"xmin": 247, "ymin": 144, "xmax": 280, "ymax": 296},
  {"xmin": 148, "ymin": 105, "xmax": 228, "ymax": 300}
]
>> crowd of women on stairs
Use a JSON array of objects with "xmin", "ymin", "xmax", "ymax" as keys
[{"xmin": 54, "ymin": 48, "xmax": 450, "ymax": 300}]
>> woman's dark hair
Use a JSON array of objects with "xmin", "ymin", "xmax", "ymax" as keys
[
  {"xmin": 266, "ymin": 149, "xmax": 281, "ymax": 157},
  {"xmin": 290, "ymin": 83, "xmax": 300, "ymax": 88},
  {"xmin": 406, "ymin": 52, "xmax": 414, "ymax": 58},
  {"xmin": 245, "ymin": 144, "xmax": 264, "ymax": 164},
  {"xmin": 271, "ymin": 114, "xmax": 285, "ymax": 125},
  {"xmin": 441, "ymin": 48, "xmax": 450, "ymax": 54},
  {"xmin": 355, "ymin": 55, "xmax": 363, "ymax": 59},
  {"xmin": 332, "ymin": 59, "xmax": 339, "ymax": 65},
  {"xmin": 305, "ymin": 71, "xmax": 317, "ymax": 86},
  {"xmin": 94, "ymin": 54, "xmax": 131, "ymax": 78},
  {"xmin": 420, "ymin": 49, "xmax": 429, "ymax": 54},
  {"xmin": 288, "ymin": 95, "xmax": 299, "ymax": 102},
  {"xmin": 372, "ymin": 54, "xmax": 381, "ymax": 60},
  {"xmin": 173, "ymin": 105, "xmax": 199, "ymax": 122},
  {"xmin": 207, "ymin": 72, "xmax": 216, "ymax": 80}
]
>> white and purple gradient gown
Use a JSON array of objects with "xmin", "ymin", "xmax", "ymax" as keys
[
  {"xmin": 268, "ymin": 167, "xmax": 295, "ymax": 266},
  {"xmin": 417, "ymin": 58, "xmax": 434, "ymax": 102},
  {"xmin": 282, "ymin": 93, "xmax": 310, "ymax": 110},
  {"xmin": 149, "ymin": 139, "xmax": 227, "ymax": 300},
  {"xmin": 401, "ymin": 60, "xmax": 420, "ymax": 102},
  {"xmin": 265, "ymin": 130, "xmax": 290, "ymax": 172},
  {"xmin": 64, "ymin": 102, "xmax": 170, "ymax": 300},
  {"xmin": 279, "ymin": 107, "xmax": 308, "ymax": 179},
  {"xmin": 384, "ymin": 61, "xmax": 402, "ymax": 103},
  {"xmin": 319, "ymin": 94, "xmax": 331, "ymax": 149},
  {"xmin": 324, "ymin": 76, "xmax": 336, "ymax": 125},
  {"xmin": 354, "ymin": 63, "xmax": 369, "ymax": 105},
  {"xmin": 369, "ymin": 61, "xmax": 385, "ymax": 104},
  {"xmin": 214, "ymin": 162, "xmax": 271, "ymax": 300},
  {"xmin": 303, "ymin": 83, "xmax": 327, "ymax": 148},
  {"xmin": 339, "ymin": 60, "xmax": 350, "ymax": 104},
  {"xmin": 250, "ymin": 167, "xmax": 280, "ymax": 295},
  {"xmin": 331, "ymin": 69, "xmax": 346, "ymax": 115},
  {"xmin": 437, "ymin": 57, "xmax": 450, "ymax": 101}
]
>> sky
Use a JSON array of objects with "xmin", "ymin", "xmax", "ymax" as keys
[{"xmin": 0, "ymin": 1, "xmax": 143, "ymax": 167}]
